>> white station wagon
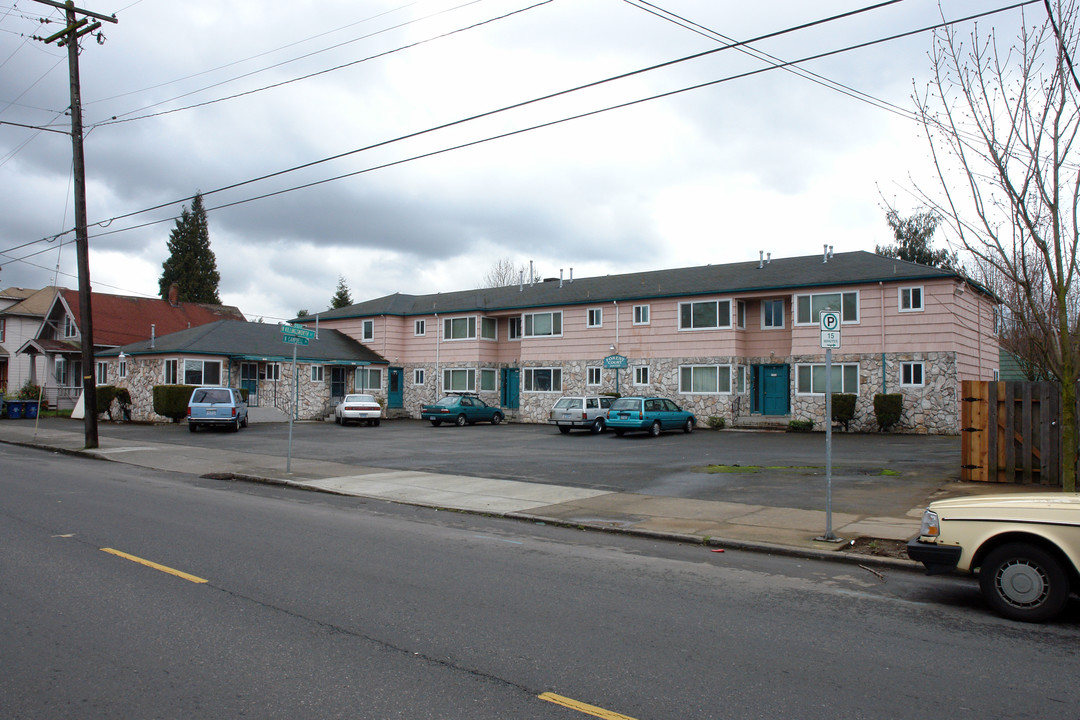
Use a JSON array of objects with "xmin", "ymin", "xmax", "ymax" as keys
[
  {"xmin": 547, "ymin": 396, "xmax": 614, "ymax": 434},
  {"xmin": 907, "ymin": 493, "xmax": 1080, "ymax": 622}
]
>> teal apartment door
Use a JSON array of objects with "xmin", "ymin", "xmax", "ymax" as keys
[
  {"xmin": 500, "ymin": 368, "xmax": 519, "ymax": 409},
  {"xmin": 388, "ymin": 367, "xmax": 404, "ymax": 408},
  {"xmin": 761, "ymin": 364, "xmax": 789, "ymax": 415}
]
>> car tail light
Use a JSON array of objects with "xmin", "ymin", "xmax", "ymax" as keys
[
  {"xmin": 187, "ymin": 407, "xmax": 192, "ymax": 418},
  {"xmin": 231, "ymin": 408, "xmax": 237, "ymax": 417}
]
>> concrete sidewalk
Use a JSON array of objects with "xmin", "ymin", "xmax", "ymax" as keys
[{"xmin": 0, "ymin": 422, "xmax": 931, "ymax": 565}]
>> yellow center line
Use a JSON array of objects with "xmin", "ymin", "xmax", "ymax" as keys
[
  {"xmin": 538, "ymin": 692, "xmax": 639, "ymax": 720},
  {"xmin": 100, "ymin": 548, "xmax": 208, "ymax": 584}
]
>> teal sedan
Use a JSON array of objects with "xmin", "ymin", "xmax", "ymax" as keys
[
  {"xmin": 422, "ymin": 394, "xmax": 504, "ymax": 427},
  {"xmin": 606, "ymin": 396, "xmax": 695, "ymax": 437}
]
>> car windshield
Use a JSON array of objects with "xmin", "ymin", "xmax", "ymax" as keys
[
  {"xmin": 554, "ymin": 398, "xmax": 582, "ymax": 410},
  {"xmin": 345, "ymin": 394, "xmax": 376, "ymax": 403},
  {"xmin": 191, "ymin": 389, "xmax": 231, "ymax": 404},
  {"xmin": 610, "ymin": 398, "xmax": 641, "ymax": 411}
]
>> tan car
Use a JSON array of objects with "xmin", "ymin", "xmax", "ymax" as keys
[{"xmin": 907, "ymin": 493, "xmax": 1080, "ymax": 622}]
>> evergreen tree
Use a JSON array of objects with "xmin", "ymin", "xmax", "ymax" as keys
[
  {"xmin": 875, "ymin": 209, "xmax": 956, "ymax": 269},
  {"xmin": 330, "ymin": 275, "xmax": 353, "ymax": 309},
  {"xmin": 159, "ymin": 193, "xmax": 222, "ymax": 304}
]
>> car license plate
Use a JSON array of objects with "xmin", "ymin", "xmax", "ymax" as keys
[
  {"xmin": 207, "ymin": 409, "xmax": 216, "ymax": 416},
  {"xmin": 618, "ymin": 412, "xmax": 628, "ymax": 419}
]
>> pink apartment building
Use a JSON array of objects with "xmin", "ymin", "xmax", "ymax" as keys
[{"xmin": 297, "ymin": 251, "xmax": 999, "ymax": 434}]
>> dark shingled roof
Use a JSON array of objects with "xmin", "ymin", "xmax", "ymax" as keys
[
  {"xmin": 294, "ymin": 251, "xmax": 977, "ymax": 322},
  {"xmin": 97, "ymin": 320, "xmax": 387, "ymax": 365}
]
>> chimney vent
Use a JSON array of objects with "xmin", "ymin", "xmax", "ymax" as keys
[
  {"xmin": 559, "ymin": 269, "xmax": 563, "ymax": 288},
  {"xmin": 758, "ymin": 251, "xmax": 764, "ymax": 269},
  {"xmin": 168, "ymin": 282, "xmax": 180, "ymax": 306},
  {"xmin": 150, "ymin": 323, "xmax": 156, "ymax": 349},
  {"xmin": 823, "ymin": 244, "xmax": 829, "ymax": 263}
]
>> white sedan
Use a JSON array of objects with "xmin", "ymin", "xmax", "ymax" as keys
[{"xmin": 334, "ymin": 394, "xmax": 382, "ymax": 426}]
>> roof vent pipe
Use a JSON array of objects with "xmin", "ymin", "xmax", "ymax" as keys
[
  {"xmin": 766, "ymin": 252, "xmax": 771, "ymax": 264},
  {"xmin": 559, "ymin": 269, "xmax": 564, "ymax": 288},
  {"xmin": 828, "ymin": 245, "xmax": 834, "ymax": 259},
  {"xmin": 151, "ymin": 323, "xmax": 155, "ymax": 349},
  {"xmin": 569, "ymin": 267, "xmax": 573, "ymax": 283},
  {"xmin": 529, "ymin": 260, "xmax": 535, "ymax": 287},
  {"xmin": 519, "ymin": 270, "xmax": 524, "ymax": 292},
  {"xmin": 758, "ymin": 250, "xmax": 764, "ymax": 269},
  {"xmin": 823, "ymin": 244, "xmax": 829, "ymax": 263}
]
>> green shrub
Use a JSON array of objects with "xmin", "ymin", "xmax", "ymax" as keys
[
  {"xmin": 16, "ymin": 380, "xmax": 42, "ymax": 400},
  {"xmin": 831, "ymin": 393, "xmax": 857, "ymax": 431},
  {"xmin": 874, "ymin": 393, "xmax": 903, "ymax": 431},
  {"xmin": 706, "ymin": 415, "xmax": 726, "ymax": 430},
  {"xmin": 153, "ymin": 385, "xmax": 197, "ymax": 422},
  {"xmin": 788, "ymin": 419, "xmax": 814, "ymax": 432},
  {"xmin": 96, "ymin": 386, "xmax": 133, "ymax": 420}
]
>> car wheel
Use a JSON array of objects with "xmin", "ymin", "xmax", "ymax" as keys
[
  {"xmin": 491, "ymin": 413, "xmax": 503, "ymax": 425},
  {"xmin": 558, "ymin": 425, "xmax": 571, "ymax": 435},
  {"xmin": 649, "ymin": 421, "xmax": 661, "ymax": 437},
  {"xmin": 455, "ymin": 414, "xmax": 467, "ymax": 427},
  {"xmin": 188, "ymin": 422, "xmax": 197, "ymax": 433},
  {"xmin": 373, "ymin": 420, "xmax": 381, "ymax": 427},
  {"xmin": 682, "ymin": 418, "xmax": 694, "ymax": 434},
  {"xmin": 614, "ymin": 430, "xmax": 625, "ymax": 437},
  {"xmin": 978, "ymin": 542, "xmax": 1070, "ymax": 623},
  {"xmin": 591, "ymin": 418, "xmax": 605, "ymax": 434},
  {"xmin": 335, "ymin": 415, "xmax": 341, "ymax": 425},
  {"xmin": 240, "ymin": 416, "xmax": 248, "ymax": 428},
  {"xmin": 232, "ymin": 418, "xmax": 241, "ymax": 432},
  {"xmin": 430, "ymin": 420, "xmax": 442, "ymax": 427}
]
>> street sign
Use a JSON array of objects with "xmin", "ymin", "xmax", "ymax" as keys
[
  {"xmin": 819, "ymin": 311, "xmax": 841, "ymax": 349},
  {"xmin": 282, "ymin": 324, "xmax": 316, "ymax": 340},
  {"xmin": 282, "ymin": 335, "xmax": 310, "ymax": 346},
  {"xmin": 603, "ymin": 354, "xmax": 628, "ymax": 369}
]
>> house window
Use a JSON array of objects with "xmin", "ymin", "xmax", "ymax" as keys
[
  {"xmin": 795, "ymin": 291, "xmax": 859, "ymax": 325},
  {"xmin": 633, "ymin": 305, "xmax": 650, "ymax": 325},
  {"xmin": 762, "ymin": 299, "xmax": 785, "ymax": 328},
  {"xmin": 736, "ymin": 365, "xmax": 747, "ymax": 393},
  {"xmin": 265, "ymin": 363, "xmax": 281, "ymax": 382},
  {"xmin": 444, "ymin": 316, "xmax": 476, "ymax": 340},
  {"xmin": 524, "ymin": 367, "xmax": 562, "ymax": 392},
  {"xmin": 96, "ymin": 361, "xmax": 108, "ymax": 385},
  {"xmin": 362, "ymin": 319, "xmax": 374, "ymax": 342},
  {"xmin": 524, "ymin": 311, "xmax": 562, "ymax": 337},
  {"xmin": 679, "ymin": 365, "xmax": 732, "ymax": 394},
  {"xmin": 118, "ymin": 359, "xmax": 127, "ymax": 380},
  {"xmin": 796, "ymin": 363, "xmax": 859, "ymax": 395},
  {"xmin": 184, "ymin": 359, "xmax": 222, "ymax": 386},
  {"xmin": 414, "ymin": 319, "xmax": 426, "ymax": 336},
  {"xmin": 355, "ymin": 368, "xmax": 382, "ymax": 391},
  {"xmin": 164, "ymin": 359, "xmax": 179, "ymax": 385},
  {"xmin": 899, "ymin": 286, "xmax": 924, "ymax": 312},
  {"xmin": 587, "ymin": 308, "xmax": 603, "ymax": 328},
  {"xmin": 901, "ymin": 361, "xmax": 925, "ymax": 386},
  {"xmin": 55, "ymin": 358, "xmax": 67, "ymax": 385},
  {"xmin": 679, "ymin": 300, "xmax": 731, "ymax": 330},
  {"xmin": 63, "ymin": 313, "xmax": 77, "ymax": 338},
  {"xmin": 633, "ymin": 366, "xmax": 650, "ymax": 385},
  {"xmin": 480, "ymin": 368, "xmax": 497, "ymax": 392},
  {"xmin": 311, "ymin": 365, "xmax": 324, "ymax": 383},
  {"xmin": 481, "ymin": 317, "xmax": 498, "ymax": 341},
  {"xmin": 0, "ymin": 317, "xmax": 5, "ymax": 343},
  {"xmin": 587, "ymin": 366, "xmax": 602, "ymax": 386},
  {"xmin": 413, "ymin": 368, "xmax": 425, "ymax": 385},
  {"xmin": 443, "ymin": 368, "xmax": 475, "ymax": 392},
  {"xmin": 736, "ymin": 301, "xmax": 746, "ymax": 329}
]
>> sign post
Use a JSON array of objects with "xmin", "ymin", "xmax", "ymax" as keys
[
  {"xmin": 817, "ymin": 312, "xmax": 842, "ymax": 543},
  {"xmin": 281, "ymin": 324, "xmax": 315, "ymax": 473}
]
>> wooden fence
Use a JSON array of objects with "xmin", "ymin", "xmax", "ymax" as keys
[{"xmin": 961, "ymin": 380, "xmax": 1078, "ymax": 485}]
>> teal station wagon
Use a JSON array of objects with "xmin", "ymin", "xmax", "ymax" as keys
[{"xmin": 606, "ymin": 396, "xmax": 695, "ymax": 437}]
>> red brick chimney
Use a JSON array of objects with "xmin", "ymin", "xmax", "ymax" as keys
[{"xmin": 168, "ymin": 282, "xmax": 180, "ymax": 307}]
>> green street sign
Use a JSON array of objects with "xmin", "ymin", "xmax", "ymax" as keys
[
  {"xmin": 603, "ymin": 354, "xmax": 628, "ymax": 369},
  {"xmin": 282, "ymin": 335, "xmax": 310, "ymax": 346},
  {"xmin": 282, "ymin": 324, "xmax": 316, "ymax": 340}
]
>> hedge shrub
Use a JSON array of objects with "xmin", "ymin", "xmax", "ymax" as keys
[
  {"xmin": 96, "ymin": 385, "xmax": 132, "ymax": 420},
  {"xmin": 154, "ymin": 385, "xmax": 197, "ymax": 422},
  {"xmin": 831, "ymin": 393, "xmax": 857, "ymax": 431},
  {"xmin": 874, "ymin": 393, "xmax": 903, "ymax": 431},
  {"xmin": 788, "ymin": 419, "xmax": 814, "ymax": 433},
  {"xmin": 706, "ymin": 415, "xmax": 726, "ymax": 430}
]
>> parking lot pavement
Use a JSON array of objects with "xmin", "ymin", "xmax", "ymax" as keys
[{"xmin": 0, "ymin": 418, "xmax": 975, "ymax": 559}]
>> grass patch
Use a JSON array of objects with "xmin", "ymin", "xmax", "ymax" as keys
[{"xmin": 878, "ymin": 468, "xmax": 901, "ymax": 476}]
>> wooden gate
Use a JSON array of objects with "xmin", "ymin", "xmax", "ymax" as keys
[{"xmin": 960, "ymin": 380, "xmax": 1076, "ymax": 485}]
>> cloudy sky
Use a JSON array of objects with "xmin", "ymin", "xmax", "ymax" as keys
[{"xmin": 0, "ymin": 0, "xmax": 1028, "ymax": 322}]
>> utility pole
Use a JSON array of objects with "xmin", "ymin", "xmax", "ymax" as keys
[{"xmin": 33, "ymin": 0, "xmax": 117, "ymax": 449}]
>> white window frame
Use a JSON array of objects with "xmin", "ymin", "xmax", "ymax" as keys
[
  {"xmin": 633, "ymin": 366, "xmax": 650, "ymax": 386},
  {"xmin": 414, "ymin": 319, "xmax": 426, "ymax": 336},
  {"xmin": 63, "ymin": 313, "xmax": 78, "ymax": 338},
  {"xmin": 96, "ymin": 361, "xmax": 108, "ymax": 386},
  {"xmin": 524, "ymin": 311, "xmax": 562, "ymax": 338},
  {"xmin": 362, "ymin": 319, "xmax": 374, "ymax": 342},
  {"xmin": 443, "ymin": 315, "xmax": 477, "ymax": 341},
  {"xmin": 523, "ymin": 367, "xmax": 562, "ymax": 392},
  {"xmin": 901, "ymin": 361, "xmax": 925, "ymax": 387},
  {"xmin": 507, "ymin": 316, "xmax": 523, "ymax": 341},
  {"xmin": 311, "ymin": 365, "xmax": 324, "ymax": 383},
  {"xmin": 736, "ymin": 300, "xmax": 746, "ymax": 330},
  {"xmin": 587, "ymin": 308, "xmax": 603, "ymax": 328},
  {"xmin": 164, "ymin": 358, "xmax": 179, "ymax": 385},
  {"xmin": 443, "ymin": 367, "xmax": 476, "ymax": 392},
  {"xmin": 761, "ymin": 299, "xmax": 785, "ymax": 329},
  {"xmin": 480, "ymin": 368, "xmax": 497, "ymax": 392},
  {"xmin": 184, "ymin": 359, "xmax": 222, "ymax": 386},
  {"xmin": 899, "ymin": 286, "xmax": 924, "ymax": 312},
  {"xmin": 587, "ymin": 366, "xmax": 602, "ymax": 386},
  {"xmin": 118, "ymin": 358, "xmax": 127, "ymax": 380},
  {"xmin": 633, "ymin": 305, "xmax": 650, "ymax": 325},
  {"xmin": 794, "ymin": 291, "xmax": 859, "ymax": 326},
  {"xmin": 413, "ymin": 368, "xmax": 425, "ymax": 385},
  {"xmin": 265, "ymin": 363, "xmax": 281, "ymax": 382},
  {"xmin": 736, "ymin": 365, "xmax": 747, "ymax": 393},
  {"xmin": 354, "ymin": 367, "xmax": 382, "ymax": 392},
  {"xmin": 678, "ymin": 299, "xmax": 732, "ymax": 331},
  {"xmin": 795, "ymin": 362, "xmax": 860, "ymax": 395},
  {"xmin": 678, "ymin": 364, "xmax": 733, "ymax": 394},
  {"xmin": 481, "ymin": 317, "xmax": 498, "ymax": 341}
]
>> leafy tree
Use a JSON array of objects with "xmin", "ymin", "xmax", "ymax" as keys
[
  {"xmin": 875, "ymin": 208, "xmax": 956, "ymax": 269},
  {"xmin": 910, "ymin": 1, "xmax": 1080, "ymax": 490},
  {"xmin": 296, "ymin": 309, "xmax": 310, "ymax": 317},
  {"xmin": 158, "ymin": 193, "xmax": 221, "ymax": 304},
  {"xmin": 330, "ymin": 275, "xmax": 353, "ymax": 309}
]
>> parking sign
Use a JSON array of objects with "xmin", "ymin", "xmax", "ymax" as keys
[{"xmin": 820, "ymin": 311, "xmax": 841, "ymax": 348}]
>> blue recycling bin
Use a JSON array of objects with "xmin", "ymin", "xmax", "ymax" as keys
[
  {"xmin": 7, "ymin": 400, "xmax": 24, "ymax": 419},
  {"xmin": 23, "ymin": 401, "xmax": 39, "ymax": 419}
]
